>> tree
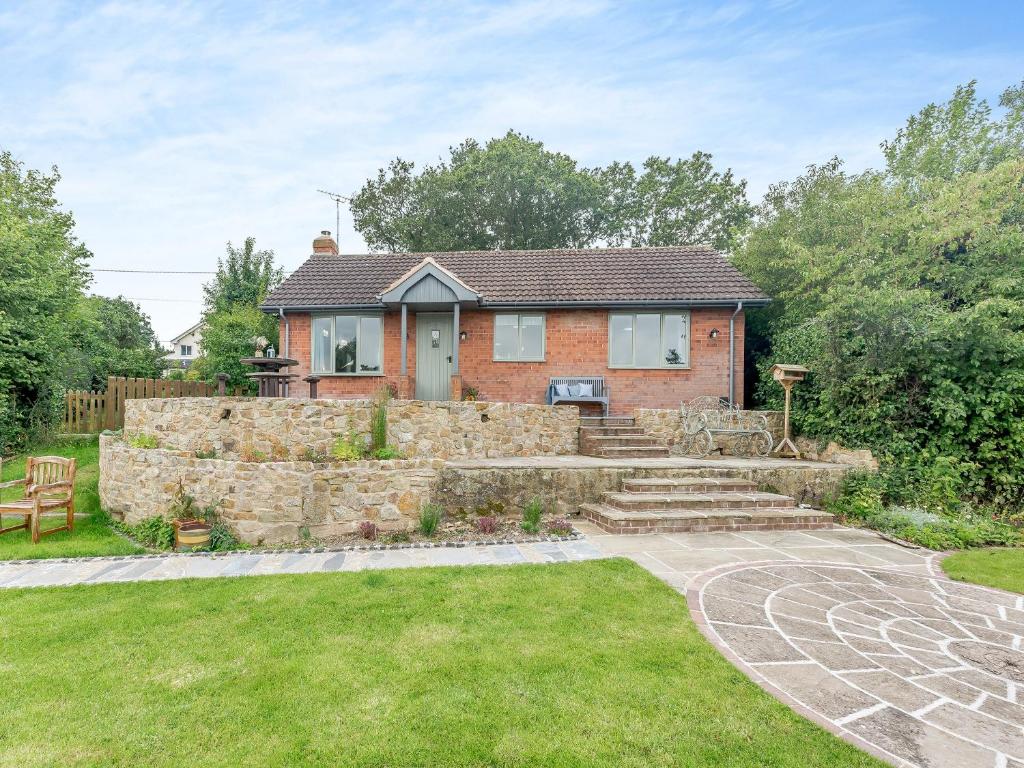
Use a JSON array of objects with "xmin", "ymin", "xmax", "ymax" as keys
[
  {"xmin": 193, "ymin": 237, "xmax": 282, "ymax": 390},
  {"xmin": 202, "ymin": 237, "xmax": 283, "ymax": 314},
  {"xmin": 351, "ymin": 131, "xmax": 608, "ymax": 252},
  {"xmin": 734, "ymin": 80, "xmax": 1024, "ymax": 504},
  {"xmin": 64, "ymin": 295, "xmax": 165, "ymax": 390},
  {"xmin": 189, "ymin": 306, "xmax": 278, "ymax": 392},
  {"xmin": 0, "ymin": 151, "xmax": 90, "ymax": 451},
  {"xmin": 602, "ymin": 153, "xmax": 753, "ymax": 251}
]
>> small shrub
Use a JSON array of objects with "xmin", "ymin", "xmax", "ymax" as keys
[
  {"xmin": 370, "ymin": 446, "xmax": 403, "ymax": 460},
  {"xmin": 270, "ymin": 444, "xmax": 290, "ymax": 461},
  {"xmin": 127, "ymin": 433, "xmax": 158, "ymax": 449},
  {"xmin": 195, "ymin": 447, "xmax": 217, "ymax": 459},
  {"xmin": 546, "ymin": 518, "xmax": 573, "ymax": 536},
  {"xmin": 358, "ymin": 520, "xmax": 378, "ymax": 540},
  {"xmin": 419, "ymin": 504, "xmax": 443, "ymax": 536},
  {"xmin": 370, "ymin": 386, "xmax": 390, "ymax": 453},
  {"xmin": 476, "ymin": 516, "xmax": 499, "ymax": 534},
  {"xmin": 381, "ymin": 531, "xmax": 411, "ymax": 544},
  {"xmin": 332, "ymin": 431, "xmax": 366, "ymax": 462},
  {"xmin": 520, "ymin": 497, "xmax": 543, "ymax": 533},
  {"xmin": 129, "ymin": 516, "xmax": 175, "ymax": 550},
  {"xmin": 301, "ymin": 446, "xmax": 329, "ymax": 462},
  {"xmin": 208, "ymin": 522, "xmax": 240, "ymax": 551},
  {"xmin": 239, "ymin": 444, "xmax": 268, "ymax": 463},
  {"xmin": 461, "ymin": 383, "xmax": 479, "ymax": 401}
]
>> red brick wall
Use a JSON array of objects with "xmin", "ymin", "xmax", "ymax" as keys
[{"xmin": 280, "ymin": 307, "xmax": 744, "ymax": 412}]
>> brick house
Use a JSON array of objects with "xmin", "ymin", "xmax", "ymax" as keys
[{"xmin": 261, "ymin": 232, "xmax": 769, "ymax": 413}]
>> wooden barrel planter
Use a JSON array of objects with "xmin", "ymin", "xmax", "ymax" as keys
[{"xmin": 174, "ymin": 519, "xmax": 212, "ymax": 552}]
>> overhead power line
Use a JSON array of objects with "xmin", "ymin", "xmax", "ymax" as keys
[{"xmin": 94, "ymin": 268, "xmax": 216, "ymax": 274}]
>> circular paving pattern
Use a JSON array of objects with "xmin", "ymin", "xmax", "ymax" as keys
[{"xmin": 689, "ymin": 561, "xmax": 1024, "ymax": 768}]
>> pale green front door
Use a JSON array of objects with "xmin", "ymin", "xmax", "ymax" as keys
[{"xmin": 415, "ymin": 313, "xmax": 453, "ymax": 401}]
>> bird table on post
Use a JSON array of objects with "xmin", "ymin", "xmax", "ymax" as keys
[{"xmin": 769, "ymin": 364, "xmax": 809, "ymax": 459}]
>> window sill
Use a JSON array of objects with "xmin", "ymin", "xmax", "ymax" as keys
[
  {"xmin": 492, "ymin": 358, "xmax": 546, "ymax": 363},
  {"xmin": 607, "ymin": 365, "xmax": 692, "ymax": 371},
  {"xmin": 310, "ymin": 372, "xmax": 386, "ymax": 377}
]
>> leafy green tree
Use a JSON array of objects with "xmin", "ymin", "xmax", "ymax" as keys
[
  {"xmin": 190, "ymin": 305, "xmax": 278, "ymax": 392},
  {"xmin": 601, "ymin": 153, "xmax": 753, "ymax": 251},
  {"xmin": 351, "ymin": 131, "xmax": 607, "ymax": 252},
  {"xmin": 202, "ymin": 237, "xmax": 283, "ymax": 314},
  {"xmin": 0, "ymin": 151, "xmax": 90, "ymax": 451},
  {"xmin": 64, "ymin": 295, "xmax": 164, "ymax": 390},
  {"xmin": 735, "ymin": 80, "xmax": 1024, "ymax": 505}
]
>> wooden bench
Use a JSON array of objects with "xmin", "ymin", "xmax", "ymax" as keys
[
  {"xmin": 0, "ymin": 456, "xmax": 77, "ymax": 544},
  {"xmin": 547, "ymin": 376, "xmax": 610, "ymax": 416},
  {"xmin": 679, "ymin": 396, "xmax": 773, "ymax": 457}
]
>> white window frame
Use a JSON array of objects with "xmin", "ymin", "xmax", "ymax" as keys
[
  {"xmin": 179, "ymin": 344, "xmax": 192, "ymax": 357},
  {"xmin": 311, "ymin": 313, "xmax": 385, "ymax": 376},
  {"xmin": 492, "ymin": 313, "xmax": 546, "ymax": 362},
  {"xmin": 608, "ymin": 311, "xmax": 691, "ymax": 369}
]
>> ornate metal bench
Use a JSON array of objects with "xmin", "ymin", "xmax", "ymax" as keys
[{"xmin": 679, "ymin": 396, "xmax": 773, "ymax": 457}]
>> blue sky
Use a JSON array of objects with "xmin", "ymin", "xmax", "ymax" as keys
[{"xmin": 2, "ymin": 0, "xmax": 1022, "ymax": 343}]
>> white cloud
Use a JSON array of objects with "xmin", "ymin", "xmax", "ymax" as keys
[{"xmin": 1, "ymin": 0, "xmax": 1021, "ymax": 340}]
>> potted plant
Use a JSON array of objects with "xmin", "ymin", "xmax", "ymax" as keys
[{"xmin": 167, "ymin": 481, "xmax": 217, "ymax": 551}]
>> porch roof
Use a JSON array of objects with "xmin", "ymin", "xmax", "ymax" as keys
[{"xmin": 261, "ymin": 246, "xmax": 770, "ymax": 311}]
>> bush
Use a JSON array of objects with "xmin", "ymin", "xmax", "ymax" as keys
[
  {"xmin": 332, "ymin": 432, "xmax": 365, "ymax": 461},
  {"xmin": 239, "ymin": 444, "xmax": 268, "ymax": 463},
  {"xmin": 419, "ymin": 504, "xmax": 442, "ymax": 536},
  {"xmin": 358, "ymin": 521, "xmax": 377, "ymax": 540},
  {"xmin": 370, "ymin": 446, "xmax": 403, "ymax": 460},
  {"xmin": 301, "ymin": 446, "xmax": 329, "ymax": 462},
  {"xmin": 127, "ymin": 516, "xmax": 175, "ymax": 550},
  {"xmin": 520, "ymin": 497, "xmax": 543, "ymax": 533},
  {"xmin": 476, "ymin": 516, "xmax": 498, "ymax": 534},
  {"xmin": 370, "ymin": 386, "xmax": 390, "ymax": 453},
  {"xmin": 195, "ymin": 447, "xmax": 217, "ymax": 459},
  {"xmin": 126, "ymin": 433, "xmax": 158, "ymax": 449},
  {"xmin": 546, "ymin": 518, "xmax": 573, "ymax": 536},
  {"xmin": 208, "ymin": 522, "xmax": 240, "ymax": 551}
]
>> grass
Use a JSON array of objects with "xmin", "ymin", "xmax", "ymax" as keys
[
  {"xmin": 0, "ymin": 559, "xmax": 884, "ymax": 768},
  {"xmin": 0, "ymin": 437, "xmax": 142, "ymax": 560},
  {"xmin": 942, "ymin": 547, "xmax": 1024, "ymax": 593}
]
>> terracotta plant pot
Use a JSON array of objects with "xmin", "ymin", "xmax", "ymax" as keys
[{"xmin": 174, "ymin": 519, "xmax": 212, "ymax": 551}]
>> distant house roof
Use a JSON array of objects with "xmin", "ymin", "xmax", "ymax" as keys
[
  {"xmin": 261, "ymin": 246, "xmax": 770, "ymax": 310},
  {"xmin": 168, "ymin": 320, "xmax": 204, "ymax": 343}
]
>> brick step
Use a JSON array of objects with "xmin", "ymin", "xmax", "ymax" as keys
[
  {"xmin": 580, "ymin": 502, "xmax": 834, "ymax": 535},
  {"xmin": 581, "ymin": 435, "xmax": 664, "ymax": 449},
  {"xmin": 603, "ymin": 490, "xmax": 797, "ymax": 511},
  {"xmin": 582, "ymin": 446, "xmax": 671, "ymax": 459},
  {"xmin": 580, "ymin": 416, "xmax": 635, "ymax": 427},
  {"xmin": 579, "ymin": 426, "xmax": 646, "ymax": 437},
  {"xmin": 622, "ymin": 477, "xmax": 759, "ymax": 494}
]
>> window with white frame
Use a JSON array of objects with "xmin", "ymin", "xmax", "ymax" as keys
[
  {"xmin": 180, "ymin": 344, "xmax": 192, "ymax": 357},
  {"xmin": 312, "ymin": 315, "xmax": 384, "ymax": 374},
  {"xmin": 608, "ymin": 312, "xmax": 690, "ymax": 368},
  {"xmin": 493, "ymin": 313, "xmax": 545, "ymax": 361}
]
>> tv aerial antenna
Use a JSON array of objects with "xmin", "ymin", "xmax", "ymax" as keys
[{"xmin": 317, "ymin": 189, "xmax": 352, "ymax": 248}]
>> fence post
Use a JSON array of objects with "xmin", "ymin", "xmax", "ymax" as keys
[{"xmin": 216, "ymin": 373, "xmax": 229, "ymax": 396}]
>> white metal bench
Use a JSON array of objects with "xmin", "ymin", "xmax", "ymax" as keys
[
  {"xmin": 680, "ymin": 396, "xmax": 773, "ymax": 457},
  {"xmin": 547, "ymin": 376, "xmax": 609, "ymax": 416}
]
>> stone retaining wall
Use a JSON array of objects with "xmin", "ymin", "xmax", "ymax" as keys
[
  {"xmin": 124, "ymin": 397, "xmax": 579, "ymax": 460},
  {"xmin": 635, "ymin": 407, "xmax": 784, "ymax": 456},
  {"xmin": 100, "ymin": 434, "xmax": 441, "ymax": 544},
  {"xmin": 436, "ymin": 460, "xmax": 850, "ymax": 518}
]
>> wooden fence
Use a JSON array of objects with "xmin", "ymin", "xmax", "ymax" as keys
[{"xmin": 64, "ymin": 377, "xmax": 241, "ymax": 433}]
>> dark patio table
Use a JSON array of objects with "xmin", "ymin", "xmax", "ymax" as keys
[{"xmin": 241, "ymin": 357, "xmax": 299, "ymax": 397}]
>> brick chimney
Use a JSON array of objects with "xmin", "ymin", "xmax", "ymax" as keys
[{"xmin": 312, "ymin": 230, "xmax": 338, "ymax": 255}]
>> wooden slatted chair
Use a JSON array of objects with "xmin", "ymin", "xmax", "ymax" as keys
[{"xmin": 0, "ymin": 456, "xmax": 77, "ymax": 544}]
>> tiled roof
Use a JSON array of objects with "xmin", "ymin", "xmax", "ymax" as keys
[{"xmin": 262, "ymin": 246, "xmax": 769, "ymax": 308}]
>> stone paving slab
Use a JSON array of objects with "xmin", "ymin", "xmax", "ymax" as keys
[
  {"xmin": 688, "ymin": 559, "xmax": 1024, "ymax": 768},
  {"xmin": 0, "ymin": 540, "xmax": 606, "ymax": 589}
]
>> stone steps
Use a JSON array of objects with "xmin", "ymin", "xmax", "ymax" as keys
[
  {"xmin": 580, "ymin": 502, "xmax": 834, "ymax": 534},
  {"xmin": 578, "ymin": 417, "xmax": 670, "ymax": 458},
  {"xmin": 602, "ymin": 490, "xmax": 797, "ymax": 511},
  {"xmin": 579, "ymin": 471, "xmax": 833, "ymax": 534},
  {"xmin": 622, "ymin": 477, "xmax": 758, "ymax": 493}
]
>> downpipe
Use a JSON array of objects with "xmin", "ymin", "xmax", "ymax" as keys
[{"xmin": 728, "ymin": 301, "xmax": 743, "ymax": 405}]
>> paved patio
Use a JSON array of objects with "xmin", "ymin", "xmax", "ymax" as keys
[{"xmin": 0, "ymin": 539, "xmax": 605, "ymax": 588}]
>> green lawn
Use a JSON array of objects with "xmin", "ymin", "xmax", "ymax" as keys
[
  {"xmin": 942, "ymin": 547, "xmax": 1024, "ymax": 593},
  {"xmin": 0, "ymin": 437, "xmax": 142, "ymax": 560},
  {"xmin": 0, "ymin": 559, "xmax": 883, "ymax": 768}
]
